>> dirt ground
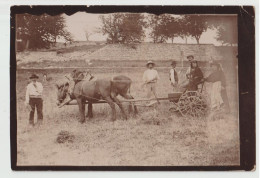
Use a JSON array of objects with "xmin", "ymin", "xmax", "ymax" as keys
[{"xmin": 16, "ymin": 67, "xmax": 240, "ymax": 166}]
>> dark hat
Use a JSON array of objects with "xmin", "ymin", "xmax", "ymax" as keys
[
  {"xmin": 171, "ymin": 61, "xmax": 177, "ymax": 66},
  {"xmin": 146, "ymin": 60, "xmax": 155, "ymax": 66},
  {"xmin": 29, "ymin": 74, "xmax": 39, "ymax": 79},
  {"xmin": 187, "ymin": 55, "xmax": 194, "ymax": 60}
]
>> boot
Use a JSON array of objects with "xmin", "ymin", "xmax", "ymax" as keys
[{"xmin": 29, "ymin": 121, "xmax": 34, "ymax": 128}]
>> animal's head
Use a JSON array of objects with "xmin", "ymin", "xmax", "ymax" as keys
[{"xmin": 55, "ymin": 82, "xmax": 69, "ymax": 105}]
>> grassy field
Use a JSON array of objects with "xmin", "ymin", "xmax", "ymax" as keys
[{"xmin": 16, "ymin": 66, "xmax": 239, "ymax": 166}]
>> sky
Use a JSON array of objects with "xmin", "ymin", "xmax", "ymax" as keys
[{"xmin": 64, "ymin": 12, "xmax": 223, "ymax": 45}]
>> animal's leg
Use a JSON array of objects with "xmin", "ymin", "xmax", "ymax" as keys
[
  {"xmin": 128, "ymin": 103, "xmax": 133, "ymax": 114},
  {"xmin": 111, "ymin": 96, "xmax": 128, "ymax": 120},
  {"xmin": 121, "ymin": 93, "xmax": 138, "ymax": 115},
  {"xmin": 104, "ymin": 96, "xmax": 116, "ymax": 121},
  {"xmin": 87, "ymin": 102, "xmax": 93, "ymax": 118},
  {"xmin": 81, "ymin": 99, "xmax": 86, "ymax": 119},
  {"xmin": 76, "ymin": 98, "xmax": 85, "ymax": 123}
]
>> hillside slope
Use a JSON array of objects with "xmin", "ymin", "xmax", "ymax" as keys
[
  {"xmin": 88, "ymin": 43, "xmax": 225, "ymax": 61},
  {"xmin": 16, "ymin": 43, "xmax": 237, "ymax": 67}
]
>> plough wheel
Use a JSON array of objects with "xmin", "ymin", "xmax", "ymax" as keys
[{"xmin": 177, "ymin": 91, "xmax": 208, "ymax": 118}]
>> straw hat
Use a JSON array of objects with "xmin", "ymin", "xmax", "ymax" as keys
[{"xmin": 146, "ymin": 60, "xmax": 155, "ymax": 66}]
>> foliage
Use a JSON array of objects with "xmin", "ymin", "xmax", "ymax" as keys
[
  {"xmin": 16, "ymin": 14, "xmax": 73, "ymax": 50},
  {"xmin": 214, "ymin": 17, "xmax": 237, "ymax": 46},
  {"xmin": 148, "ymin": 14, "xmax": 166, "ymax": 43},
  {"xmin": 99, "ymin": 13, "xmax": 147, "ymax": 44},
  {"xmin": 148, "ymin": 14, "xmax": 208, "ymax": 44},
  {"xmin": 148, "ymin": 14, "xmax": 182, "ymax": 43},
  {"xmin": 179, "ymin": 15, "xmax": 208, "ymax": 44}
]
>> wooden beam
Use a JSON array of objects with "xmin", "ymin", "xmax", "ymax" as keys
[{"xmin": 64, "ymin": 97, "xmax": 173, "ymax": 106}]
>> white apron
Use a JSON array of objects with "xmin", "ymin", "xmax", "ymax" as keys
[{"xmin": 210, "ymin": 81, "xmax": 223, "ymax": 109}]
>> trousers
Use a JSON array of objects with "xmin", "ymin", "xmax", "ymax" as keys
[
  {"xmin": 29, "ymin": 98, "xmax": 43, "ymax": 124},
  {"xmin": 146, "ymin": 82, "xmax": 157, "ymax": 98}
]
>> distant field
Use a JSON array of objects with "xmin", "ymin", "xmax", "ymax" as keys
[
  {"xmin": 31, "ymin": 44, "xmax": 105, "ymax": 53},
  {"xmin": 16, "ymin": 66, "xmax": 239, "ymax": 166},
  {"xmin": 53, "ymin": 44, "xmax": 105, "ymax": 54},
  {"xmin": 18, "ymin": 59, "xmax": 237, "ymax": 70}
]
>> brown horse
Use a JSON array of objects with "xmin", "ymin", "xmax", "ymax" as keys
[{"xmin": 56, "ymin": 70, "xmax": 137, "ymax": 123}]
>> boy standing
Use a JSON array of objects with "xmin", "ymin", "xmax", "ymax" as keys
[
  {"xmin": 142, "ymin": 61, "xmax": 160, "ymax": 105},
  {"xmin": 25, "ymin": 74, "xmax": 43, "ymax": 126},
  {"xmin": 169, "ymin": 61, "xmax": 178, "ymax": 91}
]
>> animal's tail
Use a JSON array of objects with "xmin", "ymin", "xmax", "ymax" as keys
[
  {"xmin": 128, "ymin": 84, "xmax": 131, "ymax": 95},
  {"xmin": 127, "ymin": 83, "xmax": 134, "ymax": 99}
]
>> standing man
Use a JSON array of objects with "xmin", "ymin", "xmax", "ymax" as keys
[
  {"xmin": 169, "ymin": 61, "xmax": 179, "ymax": 91},
  {"xmin": 179, "ymin": 55, "xmax": 195, "ymax": 88},
  {"xmin": 142, "ymin": 61, "xmax": 160, "ymax": 106},
  {"xmin": 186, "ymin": 55, "xmax": 195, "ymax": 79},
  {"xmin": 25, "ymin": 74, "xmax": 43, "ymax": 126}
]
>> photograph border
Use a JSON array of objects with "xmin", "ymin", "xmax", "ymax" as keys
[{"xmin": 10, "ymin": 5, "xmax": 255, "ymax": 171}]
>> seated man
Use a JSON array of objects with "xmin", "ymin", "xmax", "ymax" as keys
[
  {"xmin": 67, "ymin": 69, "xmax": 86, "ymax": 98},
  {"xmin": 67, "ymin": 69, "xmax": 95, "ymax": 98},
  {"xmin": 182, "ymin": 60, "xmax": 204, "ymax": 91}
]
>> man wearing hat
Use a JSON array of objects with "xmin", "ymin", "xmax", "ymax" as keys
[
  {"xmin": 169, "ymin": 61, "xmax": 179, "ymax": 91},
  {"xmin": 142, "ymin": 61, "xmax": 160, "ymax": 105},
  {"xmin": 25, "ymin": 74, "xmax": 44, "ymax": 126}
]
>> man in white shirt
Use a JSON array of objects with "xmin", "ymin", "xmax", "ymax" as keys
[
  {"xmin": 142, "ymin": 61, "xmax": 160, "ymax": 105},
  {"xmin": 25, "ymin": 74, "xmax": 43, "ymax": 126}
]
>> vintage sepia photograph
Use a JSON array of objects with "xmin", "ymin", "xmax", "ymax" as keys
[{"xmin": 11, "ymin": 6, "xmax": 255, "ymax": 169}]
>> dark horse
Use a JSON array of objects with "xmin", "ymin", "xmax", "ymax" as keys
[{"xmin": 56, "ymin": 70, "xmax": 138, "ymax": 123}]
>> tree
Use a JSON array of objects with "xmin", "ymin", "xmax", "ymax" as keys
[
  {"xmin": 164, "ymin": 15, "xmax": 182, "ymax": 43},
  {"xmin": 84, "ymin": 30, "xmax": 92, "ymax": 41},
  {"xmin": 213, "ymin": 17, "xmax": 237, "ymax": 46},
  {"xmin": 148, "ymin": 14, "xmax": 168, "ymax": 43},
  {"xmin": 99, "ymin": 13, "xmax": 147, "ymax": 44},
  {"xmin": 16, "ymin": 14, "xmax": 73, "ymax": 50},
  {"xmin": 148, "ymin": 14, "xmax": 184, "ymax": 44},
  {"xmin": 179, "ymin": 15, "xmax": 208, "ymax": 44},
  {"xmin": 178, "ymin": 16, "xmax": 191, "ymax": 44}
]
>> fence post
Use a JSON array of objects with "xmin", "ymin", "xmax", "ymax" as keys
[{"xmin": 181, "ymin": 50, "xmax": 184, "ymax": 68}]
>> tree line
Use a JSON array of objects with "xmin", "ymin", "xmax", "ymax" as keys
[
  {"xmin": 99, "ymin": 14, "xmax": 237, "ymax": 45},
  {"xmin": 16, "ymin": 13, "xmax": 237, "ymax": 51},
  {"xmin": 16, "ymin": 14, "xmax": 73, "ymax": 50}
]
